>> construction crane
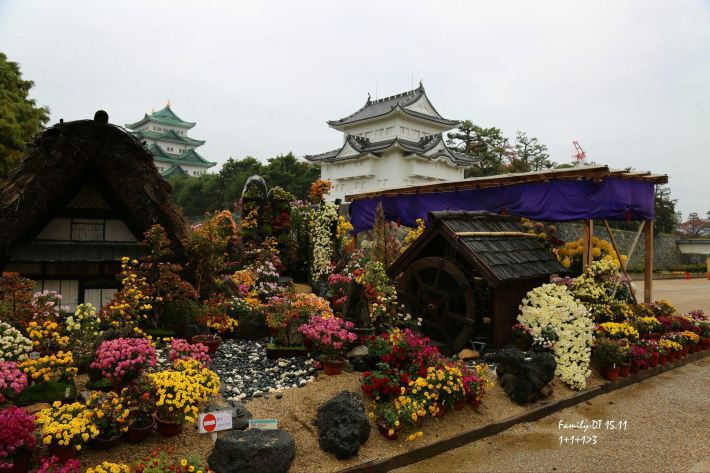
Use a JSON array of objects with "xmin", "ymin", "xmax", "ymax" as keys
[{"xmin": 572, "ymin": 140, "xmax": 587, "ymax": 164}]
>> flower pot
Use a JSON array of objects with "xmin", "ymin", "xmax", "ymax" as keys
[
  {"xmin": 322, "ymin": 356, "xmax": 345, "ymax": 376},
  {"xmin": 681, "ymin": 347, "xmax": 688, "ymax": 357},
  {"xmin": 48, "ymin": 442, "xmax": 78, "ymax": 461},
  {"xmin": 110, "ymin": 380, "xmax": 127, "ymax": 395},
  {"xmin": 124, "ymin": 418, "xmax": 155, "ymax": 443},
  {"xmin": 434, "ymin": 404, "xmax": 446, "ymax": 418},
  {"xmin": 377, "ymin": 421, "xmax": 398, "ymax": 441},
  {"xmin": 649, "ymin": 352, "xmax": 659, "ymax": 368},
  {"xmin": 602, "ymin": 366, "xmax": 620, "ymax": 382},
  {"xmin": 155, "ymin": 415, "xmax": 183, "ymax": 438},
  {"xmin": 6, "ymin": 448, "xmax": 32, "ymax": 473},
  {"xmin": 192, "ymin": 336, "xmax": 222, "ymax": 355},
  {"xmin": 453, "ymin": 398, "xmax": 466, "ymax": 411},
  {"xmin": 513, "ymin": 336, "xmax": 532, "ymax": 352},
  {"xmin": 630, "ymin": 361, "xmax": 641, "ymax": 374},
  {"xmin": 619, "ymin": 363, "xmax": 630, "ymax": 377},
  {"xmin": 91, "ymin": 433, "xmax": 121, "ymax": 450},
  {"xmin": 639, "ymin": 361, "xmax": 648, "ymax": 370},
  {"xmin": 659, "ymin": 355, "xmax": 667, "ymax": 365},
  {"xmin": 468, "ymin": 395, "xmax": 482, "ymax": 408},
  {"xmin": 688, "ymin": 344, "xmax": 696, "ymax": 354}
]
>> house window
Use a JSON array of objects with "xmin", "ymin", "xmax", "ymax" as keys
[
  {"xmin": 71, "ymin": 219, "xmax": 104, "ymax": 241},
  {"xmin": 84, "ymin": 288, "xmax": 117, "ymax": 309}
]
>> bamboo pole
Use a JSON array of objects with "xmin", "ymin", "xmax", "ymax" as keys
[
  {"xmin": 454, "ymin": 231, "xmax": 539, "ymax": 238},
  {"xmin": 611, "ymin": 221, "xmax": 645, "ymax": 299},
  {"xmin": 603, "ymin": 220, "xmax": 637, "ymax": 304},
  {"xmin": 644, "ymin": 219, "xmax": 654, "ymax": 303},
  {"xmin": 582, "ymin": 219, "xmax": 593, "ymax": 271}
]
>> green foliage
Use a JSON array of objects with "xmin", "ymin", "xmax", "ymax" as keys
[
  {"xmin": 160, "ymin": 300, "xmax": 198, "ymax": 333},
  {"xmin": 447, "ymin": 121, "xmax": 554, "ymax": 176},
  {"xmin": 168, "ymin": 153, "xmax": 320, "ymax": 217},
  {"xmin": 0, "ymin": 52, "xmax": 50, "ymax": 181},
  {"xmin": 14, "ymin": 381, "xmax": 77, "ymax": 405}
]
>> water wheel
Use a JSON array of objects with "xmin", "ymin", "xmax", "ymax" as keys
[{"xmin": 396, "ymin": 256, "xmax": 476, "ymax": 354}]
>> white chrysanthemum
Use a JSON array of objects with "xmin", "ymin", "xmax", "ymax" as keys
[
  {"xmin": 311, "ymin": 203, "xmax": 339, "ymax": 279},
  {"xmin": 0, "ymin": 321, "xmax": 33, "ymax": 362},
  {"xmin": 518, "ymin": 284, "xmax": 594, "ymax": 390}
]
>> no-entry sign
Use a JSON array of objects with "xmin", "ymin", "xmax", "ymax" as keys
[{"xmin": 198, "ymin": 410, "xmax": 233, "ymax": 434}]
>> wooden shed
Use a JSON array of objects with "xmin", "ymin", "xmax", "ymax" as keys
[{"xmin": 388, "ymin": 211, "xmax": 564, "ymax": 353}]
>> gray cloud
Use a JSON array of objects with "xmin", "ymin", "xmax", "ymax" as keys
[{"xmin": 1, "ymin": 0, "xmax": 707, "ymax": 216}]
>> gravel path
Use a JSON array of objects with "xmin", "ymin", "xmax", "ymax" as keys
[
  {"xmin": 397, "ymin": 356, "xmax": 710, "ymax": 473},
  {"xmin": 639, "ymin": 278, "xmax": 710, "ymax": 314}
]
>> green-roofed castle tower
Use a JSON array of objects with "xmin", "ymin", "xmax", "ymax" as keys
[{"xmin": 126, "ymin": 103, "xmax": 216, "ymax": 177}]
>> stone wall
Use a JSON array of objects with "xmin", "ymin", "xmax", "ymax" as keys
[{"xmin": 556, "ymin": 222, "xmax": 705, "ymax": 271}]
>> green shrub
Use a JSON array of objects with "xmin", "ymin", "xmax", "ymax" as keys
[{"xmin": 161, "ymin": 300, "xmax": 198, "ymax": 333}]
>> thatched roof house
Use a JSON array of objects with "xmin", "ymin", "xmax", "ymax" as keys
[{"xmin": 0, "ymin": 111, "xmax": 187, "ymax": 309}]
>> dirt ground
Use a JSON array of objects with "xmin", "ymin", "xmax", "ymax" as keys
[
  {"xmin": 398, "ymin": 356, "xmax": 710, "ymax": 473},
  {"xmin": 639, "ymin": 278, "xmax": 710, "ymax": 313}
]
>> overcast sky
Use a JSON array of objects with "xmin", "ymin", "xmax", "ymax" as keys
[{"xmin": 1, "ymin": 1, "xmax": 708, "ymax": 216}]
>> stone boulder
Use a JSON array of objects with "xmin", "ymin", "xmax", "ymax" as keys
[
  {"xmin": 315, "ymin": 390, "xmax": 371, "ymax": 459},
  {"xmin": 490, "ymin": 348, "xmax": 556, "ymax": 404},
  {"xmin": 230, "ymin": 310, "xmax": 269, "ymax": 340},
  {"xmin": 207, "ymin": 429, "xmax": 295, "ymax": 473}
]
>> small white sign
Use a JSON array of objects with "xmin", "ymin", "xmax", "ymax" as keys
[
  {"xmin": 198, "ymin": 410, "xmax": 233, "ymax": 434},
  {"xmin": 64, "ymin": 387, "xmax": 71, "ymax": 399},
  {"xmin": 248, "ymin": 419, "xmax": 278, "ymax": 430}
]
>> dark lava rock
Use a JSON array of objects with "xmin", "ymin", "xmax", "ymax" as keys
[
  {"xmin": 207, "ymin": 429, "xmax": 295, "ymax": 473},
  {"xmin": 315, "ymin": 390, "xmax": 370, "ymax": 459},
  {"xmin": 491, "ymin": 347, "xmax": 556, "ymax": 404}
]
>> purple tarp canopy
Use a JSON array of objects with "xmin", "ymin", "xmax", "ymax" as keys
[{"xmin": 349, "ymin": 177, "xmax": 656, "ymax": 234}]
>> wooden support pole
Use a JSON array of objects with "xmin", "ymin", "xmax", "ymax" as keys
[
  {"xmin": 582, "ymin": 219, "xmax": 593, "ymax": 271},
  {"xmin": 644, "ymin": 219, "xmax": 654, "ymax": 303},
  {"xmin": 603, "ymin": 220, "xmax": 637, "ymax": 305}
]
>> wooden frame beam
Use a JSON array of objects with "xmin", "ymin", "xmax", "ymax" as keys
[
  {"xmin": 603, "ymin": 220, "xmax": 637, "ymax": 304},
  {"xmin": 582, "ymin": 219, "xmax": 593, "ymax": 271},
  {"xmin": 644, "ymin": 219, "xmax": 654, "ymax": 303}
]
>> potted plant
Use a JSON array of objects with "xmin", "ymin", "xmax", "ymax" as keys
[
  {"xmin": 594, "ymin": 338, "xmax": 627, "ymax": 381},
  {"xmin": 169, "ymin": 338, "xmax": 211, "ymax": 366},
  {"xmin": 86, "ymin": 391, "xmax": 130, "ymax": 450},
  {"xmin": 85, "ymin": 461, "xmax": 131, "ymax": 473},
  {"xmin": 0, "ymin": 321, "xmax": 33, "ymax": 363},
  {"xmin": 361, "ymin": 366, "xmax": 402, "ymax": 402},
  {"xmin": 90, "ymin": 338, "xmax": 156, "ymax": 392},
  {"xmin": 0, "ymin": 406, "xmax": 36, "ymax": 473},
  {"xmin": 149, "ymin": 359, "xmax": 220, "ymax": 437},
  {"xmin": 0, "ymin": 361, "xmax": 28, "ymax": 403},
  {"xmin": 374, "ymin": 403, "xmax": 400, "ymax": 441},
  {"xmin": 121, "ymin": 375, "xmax": 157, "ymax": 443},
  {"xmin": 511, "ymin": 323, "xmax": 533, "ymax": 351},
  {"xmin": 435, "ymin": 364, "xmax": 466, "ymax": 411},
  {"xmin": 35, "ymin": 401, "xmax": 98, "ymax": 460},
  {"xmin": 298, "ymin": 315, "xmax": 356, "ymax": 375}
]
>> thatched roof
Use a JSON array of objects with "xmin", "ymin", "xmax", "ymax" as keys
[
  {"xmin": 0, "ymin": 113, "xmax": 187, "ymax": 260},
  {"xmin": 388, "ymin": 211, "xmax": 564, "ymax": 285}
]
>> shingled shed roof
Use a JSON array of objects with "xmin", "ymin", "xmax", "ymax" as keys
[
  {"xmin": 0, "ymin": 114, "xmax": 188, "ymax": 260},
  {"xmin": 388, "ymin": 211, "xmax": 564, "ymax": 285}
]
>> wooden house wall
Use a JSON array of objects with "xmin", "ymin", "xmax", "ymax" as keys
[{"xmin": 492, "ymin": 276, "xmax": 548, "ymax": 346}]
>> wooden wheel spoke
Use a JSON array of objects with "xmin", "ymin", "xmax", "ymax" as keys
[{"xmin": 446, "ymin": 311, "xmax": 475, "ymax": 326}]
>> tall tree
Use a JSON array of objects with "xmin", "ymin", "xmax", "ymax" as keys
[
  {"xmin": 447, "ymin": 121, "xmax": 512, "ymax": 176},
  {"xmin": 512, "ymin": 131, "xmax": 556, "ymax": 171},
  {"xmin": 0, "ymin": 53, "xmax": 49, "ymax": 181},
  {"xmin": 677, "ymin": 211, "xmax": 710, "ymax": 237},
  {"xmin": 653, "ymin": 185, "xmax": 679, "ymax": 234}
]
